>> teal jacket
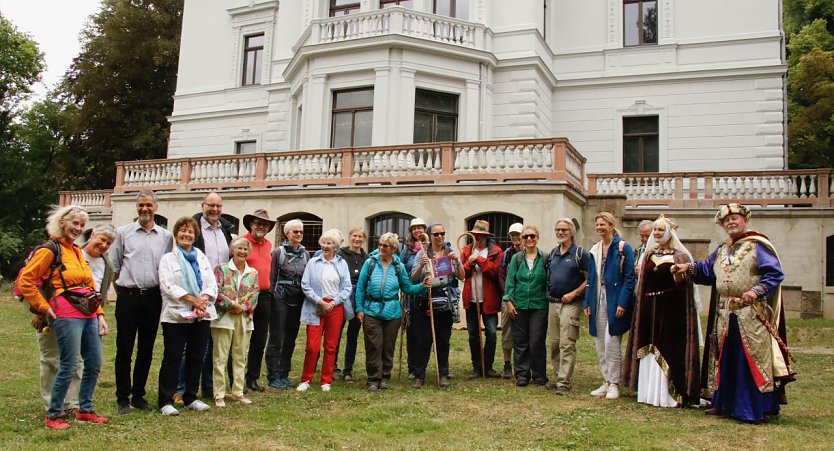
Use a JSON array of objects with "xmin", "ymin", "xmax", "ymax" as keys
[
  {"xmin": 502, "ymin": 248, "xmax": 548, "ymax": 310},
  {"xmin": 356, "ymin": 249, "xmax": 425, "ymax": 320}
]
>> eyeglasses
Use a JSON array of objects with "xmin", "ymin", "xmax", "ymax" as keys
[
  {"xmin": 555, "ymin": 228, "xmax": 570, "ymax": 233},
  {"xmin": 290, "ymin": 230, "xmax": 303, "ymax": 234},
  {"xmin": 378, "ymin": 243, "xmax": 391, "ymax": 249},
  {"xmin": 203, "ymin": 203, "xmax": 222, "ymax": 209},
  {"xmin": 522, "ymin": 234, "xmax": 538, "ymax": 240},
  {"xmin": 251, "ymin": 221, "xmax": 270, "ymax": 228},
  {"xmin": 432, "ymin": 232, "xmax": 446, "ymax": 237}
]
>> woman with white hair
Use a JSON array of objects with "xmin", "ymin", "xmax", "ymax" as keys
[
  {"xmin": 19, "ymin": 205, "xmax": 109, "ymax": 429},
  {"xmin": 297, "ymin": 229, "xmax": 353, "ymax": 392},
  {"xmin": 621, "ymin": 215, "xmax": 701, "ymax": 408},
  {"xmin": 212, "ymin": 237, "xmax": 259, "ymax": 406},
  {"xmin": 356, "ymin": 232, "xmax": 430, "ymax": 391}
]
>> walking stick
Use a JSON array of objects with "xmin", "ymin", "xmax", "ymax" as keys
[
  {"xmin": 398, "ymin": 292, "xmax": 406, "ymax": 379},
  {"xmin": 457, "ymin": 232, "xmax": 486, "ymax": 381},
  {"xmin": 419, "ymin": 233, "xmax": 442, "ymax": 386}
]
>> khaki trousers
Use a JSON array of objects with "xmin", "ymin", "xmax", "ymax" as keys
[
  {"xmin": 211, "ymin": 315, "xmax": 252, "ymax": 399},
  {"xmin": 547, "ymin": 302, "xmax": 580, "ymax": 389}
]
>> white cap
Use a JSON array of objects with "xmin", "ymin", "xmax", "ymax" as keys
[
  {"xmin": 508, "ymin": 223, "xmax": 523, "ymax": 235},
  {"xmin": 409, "ymin": 218, "xmax": 427, "ymax": 229}
]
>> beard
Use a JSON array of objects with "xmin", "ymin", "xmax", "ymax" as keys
[
  {"xmin": 556, "ymin": 236, "xmax": 570, "ymax": 245},
  {"xmin": 253, "ymin": 230, "xmax": 267, "ymax": 239}
]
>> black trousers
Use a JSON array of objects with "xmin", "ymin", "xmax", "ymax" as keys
[
  {"xmin": 246, "ymin": 291, "xmax": 275, "ymax": 383},
  {"xmin": 273, "ymin": 301, "xmax": 302, "ymax": 380},
  {"xmin": 158, "ymin": 321, "xmax": 210, "ymax": 408},
  {"xmin": 405, "ymin": 296, "xmax": 423, "ymax": 374},
  {"xmin": 413, "ymin": 306, "xmax": 453, "ymax": 380},
  {"xmin": 114, "ymin": 287, "xmax": 162, "ymax": 404},
  {"xmin": 512, "ymin": 308, "xmax": 549, "ymax": 384}
]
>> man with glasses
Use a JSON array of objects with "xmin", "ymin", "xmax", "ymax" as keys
[
  {"xmin": 545, "ymin": 218, "xmax": 589, "ymax": 395},
  {"xmin": 242, "ymin": 209, "xmax": 277, "ymax": 393}
]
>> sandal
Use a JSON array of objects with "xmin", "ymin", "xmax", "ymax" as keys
[{"xmin": 343, "ymin": 373, "xmax": 354, "ymax": 384}]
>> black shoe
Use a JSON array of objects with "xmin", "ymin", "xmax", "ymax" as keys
[
  {"xmin": 467, "ymin": 371, "xmax": 481, "ymax": 380},
  {"xmin": 533, "ymin": 379, "xmax": 548, "ymax": 386},
  {"xmin": 485, "ymin": 369, "xmax": 502, "ymax": 378},
  {"xmin": 446, "ymin": 373, "xmax": 455, "ymax": 380},
  {"xmin": 246, "ymin": 380, "xmax": 265, "ymax": 393},
  {"xmin": 130, "ymin": 398, "xmax": 154, "ymax": 412},
  {"xmin": 501, "ymin": 363, "xmax": 513, "ymax": 379},
  {"xmin": 516, "ymin": 379, "xmax": 529, "ymax": 387},
  {"xmin": 117, "ymin": 401, "xmax": 131, "ymax": 415}
]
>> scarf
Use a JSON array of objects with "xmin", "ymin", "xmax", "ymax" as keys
[{"xmin": 177, "ymin": 246, "xmax": 203, "ymax": 296}]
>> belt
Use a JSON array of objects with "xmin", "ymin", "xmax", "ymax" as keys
[
  {"xmin": 276, "ymin": 280, "xmax": 301, "ymax": 286},
  {"xmin": 548, "ymin": 296, "xmax": 563, "ymax": 304},
  {"xmin": 367, "ymin": 297, "xmax": 399, "ymax": 303},
  {"xmin": 718, "ymin": 296, "xmax": 761, "ymax": 312},
  {"xmin": 116, "ymin": 286, "xmax": 160, "ymax": 295}
]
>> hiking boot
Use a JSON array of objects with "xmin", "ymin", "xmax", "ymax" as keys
[
  {"xmin": 379, "ymin": 378, "xmax": 390, "ymax": 390},
  {"xmin": 412, "ymin": 378, "xmax": 424, "ymax": 389},
  {"xmin": 439, "ymin": 376, "xmax": 451, "ymax": 388},
  {"xmin": 367, "ymin": 383, "xmax": 379, "ymax": 392}
]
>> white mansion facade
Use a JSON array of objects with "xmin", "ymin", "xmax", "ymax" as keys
[{"xmin": 168, "ymin": 0, "xmax": 787, "ymax": 174}]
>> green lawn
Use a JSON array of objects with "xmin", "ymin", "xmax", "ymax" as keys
[{"xmin": 0, "ymin": 294, "xmax": 832, "ymax": 450}]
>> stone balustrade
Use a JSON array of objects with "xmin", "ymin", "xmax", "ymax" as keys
[
  {"xmin": 113, "ymin": 138, "xmax": 584, "ymax": 193},
  {"xmin": 294, "ymin": 6, "xmax": 489, "ymax": 52},
  {"xmin": 58, "ymin": 190, "xmax": 113, "ymax": 212},
  {"xmin": 587, "ymin": 169, "xmax": 834, "ymax": 207}
]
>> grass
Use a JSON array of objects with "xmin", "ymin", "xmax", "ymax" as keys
[{"xmin": 0, "ymin": 292, "xmax": 833, "ymax": 450}]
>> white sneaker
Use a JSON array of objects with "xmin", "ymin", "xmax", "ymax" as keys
[
  {"xmin": 606, "ymin": 383, "xmax": 620, "ymax": 400},
  {"xmin": 233, "ymin": 395, "xmax": 252, "ymax": 405},
  {"xmin": 321, "ymin": 384, "xmax": 331, "ymax": 392},
  {"xmin": 590, "ymin": 382, "xmax": 609, "ymax": 397},
  {"xmin": 184, "ymin": 399, "xmax": 210, "ymax": 412},
  {"xmin": 296, "ymin": 381, "xmax": 310, "ymax": 392},
  {"xmin": 214, "ymin": 398, "xmax": 226, "ymax": 408},
  {"xmin": 160, "ymin": 405, "xmax": 179, "ymax": 416}
]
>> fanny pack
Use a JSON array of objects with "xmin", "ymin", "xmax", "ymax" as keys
[{"xmin": 60, "ymin": 288, "xmax": 102, "ymax": 316}]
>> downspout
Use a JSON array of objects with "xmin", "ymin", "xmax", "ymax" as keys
[
  {"xmin": 780, "ymin": 0, "xmax": 789, "ymax": 169},
  {"xmin": 479, "ymin": 62, "xmax": 486, "ymax": 140}
]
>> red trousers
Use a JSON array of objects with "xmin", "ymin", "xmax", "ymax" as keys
[{"xmin": 301, "ymin": 301, "xmax": 344, "ymax": 385}]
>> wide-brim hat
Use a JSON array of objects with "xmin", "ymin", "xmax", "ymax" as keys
[
  {"xmin": 409, "ymin": 217, "xmax": 427, "ymax": 230},
  {"xmin": 468, "ymin": 219, "xmax": 493, "ymax": 236},
  {"xmin": 243, "ymin": 209, "xmax": 276, "ymax": 232}
]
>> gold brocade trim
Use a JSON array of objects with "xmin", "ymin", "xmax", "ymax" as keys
[
  {"xmin": 718, "ymin": 241, "xmax": 754, "ymax": 274},
  {"xmin": 635, "ymin": 344, "xmax": 683, "ymax": 405}
]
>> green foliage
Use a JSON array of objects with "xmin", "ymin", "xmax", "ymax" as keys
[
  {"xmin": 785, "ymin": 3, "xmax": 834, "ymax": 169},
  {"xmin": 0, "ymin": 12, "xmax": 44, "ymax": 112},
  {"xmin": 63, "ymin": 0, "xmax": 184, "ymax": 189}
]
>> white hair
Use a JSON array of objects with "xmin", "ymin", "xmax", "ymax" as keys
[
  {"xmin": 319, "ymin": 228, "xmax": 344, "ymax": 246},
  {"xmin": 283, "ymin": 219, "xmax": 304, "ymax": 234},
  {"xmin": 90, "ymin": 224, "xmax": 117, "ymax": 240},
  {"xmin": 378, "ymin": 232, "xmax": 400, "ymax": 251},
  {"xmin": 554, "ymin": 217, "xmax": 576, "ymax": 238},
  {"xmin": 46, "ymin": 205, "xmax": 89, "ymax": 238}
]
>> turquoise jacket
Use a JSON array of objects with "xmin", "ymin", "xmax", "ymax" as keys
[{"xmin": 355, "ymin": 249, "xmax": 425, "ymax": 320}]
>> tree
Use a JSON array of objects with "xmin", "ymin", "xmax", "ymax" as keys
[
  {"xmin": 63, "ymin": 0, "xmax": 183, "ymax": 189},
  {"xmin": 784, "ymin": 1, "xmax": 834, "ymax": 169}
]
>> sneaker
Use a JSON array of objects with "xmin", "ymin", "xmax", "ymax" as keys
[
  {"xmin": 591, "ymin": 382, "xmax": 609, "ymax": 397},
  {"xmin": 173, "ymin": 393, "xmax": 184, "ymax": 406},
  {"xmin": 185, "ymin": 399, "xmax": 210, "ymax": 412},
  {"xmin": 555, "ymin": 386, "xmax": 570, "ymax": 396},
  {"xmin": 75, "ymin": 411, "xmax": 108, "ymax": 424},
  {"xmin": 267, "ymin": 378, "xmax": 288, "ymax": 389},
  {"xmin": 130, "ymin": 398, "xmax": 154, "ymax": 412},
  {"xmin": 321, "ymin": 384, "xmax": 331, "ymax": 392},
  {"xmin": 485, "ymin": 369, "xmax": 502, "ymax": 379},
  {"xmin": 117, "ymin": 401, "xmax": 131, "ymax": 415},
  {"xmin": 44, "ymin": 415, "xmax": 71, "ymax": 430},
  {"xmin": 439, "ymin": 376, "xmax": 451, "ymax": 388},
  {"xmin": 281, "ymin": 377, "xmax": 296, "ymax": 388},
  {"xmin": 407, "ymin": 373, "xmax": 416, "ymax": 380},
  {"xmin": 296, "ymin": 381, "xmax": 310, "ymax": 392},
  {"xmin": 160, "ymin": 405, "xmax": 179, "ymax": 416},
  {"xmin": 233, "ymin": 394, "xmax": 252, "ymax": 405},
  {"xmin": 215, "ymin": 398, "xmax": 226, "ymax": 408},
  {"xmin": 367, "ymin": 383, "xmax": 379, "ymax": 392},
  {"xmin": 379, "ymin": 378, "xmax": 390, "ymax": 390},
  {"xmin": 606, "ymin": 384, "xmax": 620, "ymax": 400},
  {"xmin": 412, "ymin": 378, "xmax": 424, "ymax": 389}
]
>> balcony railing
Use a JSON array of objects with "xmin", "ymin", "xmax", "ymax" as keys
[
  {"xmin": 587, "ymin": 170, "xmax": 833, "ymax": 207},
  {"xmin": 58, "ymin": 190, "xmax": 113, "ymax": 212},
  {"xmin": 293, "ymin": 6, "xmax": 490, "ymax": 53},
  {"xmin": 113, "ymin": 138, "xmax": 585, "ymax": 193}
]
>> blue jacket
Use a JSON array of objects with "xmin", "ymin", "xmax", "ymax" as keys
[
  {"xmin": 356, "ymin": 249, "xmax": 425, "ymax": 320},
  {"xmin": 584, "ymin": 236, "xmax": 636, "ymax": 337},
  {"xmin": 300, "ymin": 254, "xmax": 354, "ymax": 325}
]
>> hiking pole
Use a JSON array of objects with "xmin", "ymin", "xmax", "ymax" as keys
[
  {"xmin": 457, "ymin": 232, "xmax": 486, "ymax": 381},
  {"xmin": 419, "ymin": 233, "xmax": 441, "ymax": 387}
]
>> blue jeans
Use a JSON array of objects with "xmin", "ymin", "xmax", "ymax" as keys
[
  {"xmin": 49, "ymin": 317, "xmax": 102, "ymax": 418},
  {"xmin": 466, "ymin": 305, "xmax": 497, "ymax": 373}
]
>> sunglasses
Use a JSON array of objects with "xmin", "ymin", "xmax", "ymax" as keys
[
  {"xmin": 432, "ymin": 232, "xmax": 446, "ymax": 237},
  {"xmin": 555, "ymin": 228, "xmax": 570, "ymax": 233},
  {"xmin": 522, "ymin": 234, "xmax": 538, "ymax": 240},
  {"xmin": 378, "ymin": 243, "xmax": 391, "ymax": 249}
]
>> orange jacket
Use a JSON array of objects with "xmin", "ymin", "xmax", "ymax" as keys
[{"xmin": 18, "ymin": 237, "xmax": 100, "ymax": 315}]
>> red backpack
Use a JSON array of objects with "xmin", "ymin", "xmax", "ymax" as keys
[{"xmin": 13, "ymin": 239, "xmax": 63, "ymax": 312}]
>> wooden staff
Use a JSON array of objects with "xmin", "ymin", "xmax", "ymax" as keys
[
  {"xmin": 418, "ymin": 232, "xmax": 442, "ymax": 386},
  {"xmin": 457, "ymin": 232, "xmax": 486, "ymax": 381},
  {"xmin": 397, "ymin": 292, "xmax": 406, "ymax": 379}
]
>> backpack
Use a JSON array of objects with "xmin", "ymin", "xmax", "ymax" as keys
[
  {"xmin": 272, "ymin": 244, "xmax": 309, "ymax": 305},
  {"xmin": 13, "ymin": 239, "xmax": 63, "ymax": 311}
]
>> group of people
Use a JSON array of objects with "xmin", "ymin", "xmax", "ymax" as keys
[{"xmin": 18, "ymin": 189, "xmax": 794, "ymax": 429}]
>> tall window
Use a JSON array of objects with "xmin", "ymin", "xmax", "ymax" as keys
[
  {"xmin": 276, "ymin": 213, "xmax": 324, "ymax": 256},
  {"xmin": 331, "ymin": 88, "xmax": 374, "ymax": 148},
  {"xmin": 466, "ymin": 213, "xmax": 524, "ymax": 250},
  {"xmin": 330, "ymin": 0, "xmax": 360, "ymax": 16},
  {"xmin": 414, "ymin": 89, "xmax": 458, "ymax": 143},
  {"xmin": 242, "ymin": 34, "xmax": 264, "ymax": 86},
  {"xmin": 624, "ymin": 0, "xmax": 657, "ymax": 46},
  {"xmin": 381, "ymin": 0, "xmax": 413, "ymax": 7},
  {"xmin": 434, "ymin": 0, "xmax": 469, "ymax": 20},
  {"xmin": 236, "ymin": 141, "xmax": 256, "ymax": 154},
  {"xmin": 368, "ymin": 212, "xmax": 414, "ymax": 250},
  {"xmin": 623, "ymin": 116, "xmax": 659, "ymax": 173}
]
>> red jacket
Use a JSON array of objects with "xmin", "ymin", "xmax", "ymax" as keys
[{"xmin": 461, "ymin": 243, "xmax": 504, "ymax": 315}]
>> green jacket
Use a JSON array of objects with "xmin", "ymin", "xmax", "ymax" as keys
[{"xmin": 502, "ymin": 248, "xmax": 548, "ymax": 310}]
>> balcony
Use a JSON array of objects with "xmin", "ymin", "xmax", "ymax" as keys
[
  {"xmin": 292, "ymin": 7, "xmax": 491, "ymax": 53},
  {"xmin": 588, "ymin": 169, "xmax": 834, "ymax": 208}
]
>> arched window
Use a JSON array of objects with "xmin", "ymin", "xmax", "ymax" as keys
[
  {"xmin": 277, "ymin": 212, "xmax": 324, "ymax": 256},
  {"xmin": 465, "ymin": 212, "xmax": 523, "ymax": 250},
  {"xmin": 368, "ymin": 212, "xmax": 415, "ymax": 251}
]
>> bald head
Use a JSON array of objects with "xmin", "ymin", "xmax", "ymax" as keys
[{"xmin": 202, "ymin": 192, "xmax": 223, "ymax": 226}]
